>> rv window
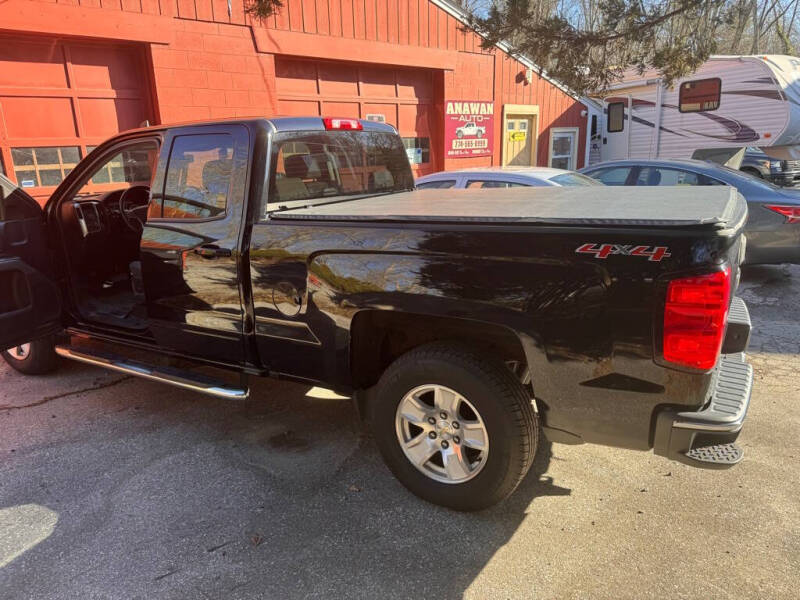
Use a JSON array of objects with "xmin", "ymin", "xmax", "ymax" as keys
[
  {"xmin": 607, "ymin": 103, "xmax": 624, "ymax": 133},
  {"xmin": 679, "ymin": 78, "xmax": 721, "ymax": 113}
]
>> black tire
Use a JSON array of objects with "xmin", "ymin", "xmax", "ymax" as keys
[
  {"xmin": 1, "ymin": 336, "xmax": 59, "ymax": 375},
  {"xmin": 372, "ymin": 343, "xmax": 538, "ymax": 511},
  {"xmin": 456, "ymin": 130, "xmax": 463, "ymax": 139}
]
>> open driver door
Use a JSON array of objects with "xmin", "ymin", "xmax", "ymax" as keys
[{"xmin": 0, "ymin": 174, "xmax": 62, "ymax": 352}]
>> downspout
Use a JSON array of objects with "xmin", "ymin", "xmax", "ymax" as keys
[
  {"xmin": 626, "ymin": 94, "xmax": 632, "ymax": 158},
  {"xmin": 584, "ymin": 109, "xmax": 591, "ymax": 166},
  {"xmin": 583, "ymin": 101, "xmax": 593, "ymax": 167},
  {"xmin": 652, "ymin": 80, "xmax": 663, "ymax": 158}
]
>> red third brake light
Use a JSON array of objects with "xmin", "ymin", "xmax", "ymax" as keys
[
  {"xmin": 323, "ymin": 117, "xmax": 363, "ymax": 131},
  {"xmin": 663, "ymin": 268, "xmax": 731, "ymax": 370},
  {"xmin": 765, "ymin": 204, "xmax": 800, "ymax": 223}
]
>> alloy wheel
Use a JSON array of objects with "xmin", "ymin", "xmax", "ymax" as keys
[{"xmin": 394, "ymin": 384, "xmax": 489, "ymax": 484}]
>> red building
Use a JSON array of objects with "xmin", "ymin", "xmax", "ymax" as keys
[{"xmin": 0, "ymin": 0, "xmax": 589, "ymax": 201}]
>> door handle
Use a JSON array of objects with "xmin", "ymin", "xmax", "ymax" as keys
[{"xmin": 194, "ymin": 244, "xmax": 232, "ymax": 258}]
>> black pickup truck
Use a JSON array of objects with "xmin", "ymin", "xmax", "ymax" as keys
[{"xmin": 0, "ymin": 117, "xmax": 752, "ymax": 510}]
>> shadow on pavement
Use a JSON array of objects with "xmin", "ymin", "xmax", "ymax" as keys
[{"xmin": 0, "ymin": 360, "xmax": 570, "ymax": 599}]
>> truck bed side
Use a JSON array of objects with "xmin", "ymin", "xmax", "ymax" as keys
[{"xmin": 248, "ymin": 208, "xmax": 745, "ymax": 451}]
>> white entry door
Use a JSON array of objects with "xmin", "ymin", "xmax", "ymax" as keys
[
  {"xmin": 603, "ymin": 96, "xmax": 630, "ymax": 160},
  {"xmin": 549, "ymin": 128, "xmax": 578, "ymax": 170}
]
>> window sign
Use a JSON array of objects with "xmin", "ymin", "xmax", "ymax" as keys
[
  {"xmin": 445, "ymin": 100, "xmax": 494, "ymax": 158},
  {"xmin": 406, "ymin": 147, "xmax": 423, "ymax": 164},
  {"xmin": 402, "ymin": 137, "xmax": 430, "ymax": 165}
]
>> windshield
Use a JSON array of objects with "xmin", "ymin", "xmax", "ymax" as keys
[
  {"xmin": 548, "ymin": 172, "xmax": 602, "ymax": 186},
  {"xmin": 267, "ymin": 130, "xmax": 414, "ymax": 213}
]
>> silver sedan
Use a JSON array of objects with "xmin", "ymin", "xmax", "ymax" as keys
[{"xmin": 416, "ymin": 166, "xmax": 601, "ymax": 189}]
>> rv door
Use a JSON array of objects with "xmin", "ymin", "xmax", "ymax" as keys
[{"xmin": 603, "ymin": 96, "xmax": 630, "ymax": 160}]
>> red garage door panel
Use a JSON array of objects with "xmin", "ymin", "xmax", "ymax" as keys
[
  {"xmin": 317, "ymin": 63, "xmax": 359, "ymax": 96},
  {"xmin": 275, "ymin": 60, "xmax": 318, "ymax": 96},
  {"xmin": 275, "ymin": 57, "xmax": 439, "ymax": 174},
  {"xmin": 68, "ymin": 45, "xmax": 144, "ymax": 89},
  {"xmin": 3, "ymin": 97, "xmax": 78, "ymax": 138},
  {"xmin": 363, "ymin": 103, "xmax": 399, "ymax": 127},
  {"xmin": 0, "ymin": 35, "xmax": 153, "ymax": 201},
  {"xmin": 0, "ymin": 40, "xmax": 68, "ymax": 88},
  {"xmin": 79, "ymin": 99, "xmax": 149, "ymax": 138},
  {"xmin": 360, "ymin": 69, "xmax": 397, "ymax": 97}
]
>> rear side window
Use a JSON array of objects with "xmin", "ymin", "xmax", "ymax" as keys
[
  {"xmin": 155, "ymin": 134, "xmax": 233, "ymax": 220},
  {"xmin": 585, "ymin": 167, "xmax": 631, "ymax": 186},
  {"xmin": 635, "ymin": 167, "xmax": 702, "ymax": 186},
  {"xmin": 607, "ymin": 102, "xmax": 624, "ymax": 133},
  {"xmin": 417, "ymin": 179, "xmax": 457, "ymax": 189},
  {"xmin": 466, "ymin": 180, "xmax": 529, "ymax": 189},
  {"xmin": 679, "ymin": 78, "xmax": 721, "ymax": 113}
]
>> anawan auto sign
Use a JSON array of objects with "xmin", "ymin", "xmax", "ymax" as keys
[{"xmin": 444, "ymin": 100, "xmax": 494, "ymax": 158}]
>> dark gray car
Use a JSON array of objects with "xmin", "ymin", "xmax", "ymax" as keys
[
  {"xmin": 580, "ymin": 159, "xmax": 800, "ymax": 264},
  {"xmin": 740, "ymin": 147, "xmax": 800, "ymax": 187}
]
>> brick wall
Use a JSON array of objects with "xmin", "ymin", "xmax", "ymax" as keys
[{"xmin": 149, "ymin": 19, "xmax": 278, "ymax": 123}]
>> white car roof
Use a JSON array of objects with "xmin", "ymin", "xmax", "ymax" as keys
[{"xmin": 420, "ymin": 166, "xmax": 574, "ymax": 180}]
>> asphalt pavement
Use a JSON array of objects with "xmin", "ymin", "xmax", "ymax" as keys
[{"xmin": 1, "ymin": 265, "xmax": 798, "ymax": 599}]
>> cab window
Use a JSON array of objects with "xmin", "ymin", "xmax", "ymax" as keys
[
  {"xmin": 268, "ymin": 130, "xmax": 413, "ymax": 212},
  {"xmin": 75, "ymin": 142, "xmax": 159, "ymax": 196}
]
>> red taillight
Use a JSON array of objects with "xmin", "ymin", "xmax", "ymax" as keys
[
  {"xmin": 323, "ymin": 117, "xmax": 363, "ymax": 131},
  {"xmin": 765, "ymin": 204, "xmax": 800, "ymax": 223},
  {"xmin": 663, "ymin": 268, "xmax": 731, "ymax": 370}
]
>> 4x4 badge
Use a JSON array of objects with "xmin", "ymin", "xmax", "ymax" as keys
[{"xmin": 575, "ymin": 243, "xmax": 671, "ymax": 262}]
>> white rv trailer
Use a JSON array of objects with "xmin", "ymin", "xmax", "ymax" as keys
[{"xmin": 587, "ymin": 55, "xmax": 800, "ymax": 165}]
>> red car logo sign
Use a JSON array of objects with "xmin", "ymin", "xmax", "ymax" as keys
[{"xmin": 576, "ymin": 243, "xmax": 671, "ymax": 262}]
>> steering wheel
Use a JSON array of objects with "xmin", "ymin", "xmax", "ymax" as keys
[{"xmin": 118, "ymin": 185, "xmax": 151, "ymax": 233}]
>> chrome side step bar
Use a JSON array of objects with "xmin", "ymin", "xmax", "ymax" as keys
[{"xmin": 55, "ymin": 345, "xmax": 249, "ymax": 400}]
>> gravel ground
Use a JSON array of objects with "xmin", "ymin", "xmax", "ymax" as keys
[{"xmin": 0, "ymin": 265, "xmax": 798, "ymax": 600}]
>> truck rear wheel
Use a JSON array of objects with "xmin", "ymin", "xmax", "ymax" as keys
[
  {"xmin": 1, "ymin": 337, "xmax": 59, "ymax": 375},
  {"xmin": 372, "ymin": 343, "xmax": 538, "ymax": 511}
]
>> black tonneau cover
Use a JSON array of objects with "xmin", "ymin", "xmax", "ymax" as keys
[{"xmin": 271, "ymin": 186, "xmax": 746, "ymax": 229}]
